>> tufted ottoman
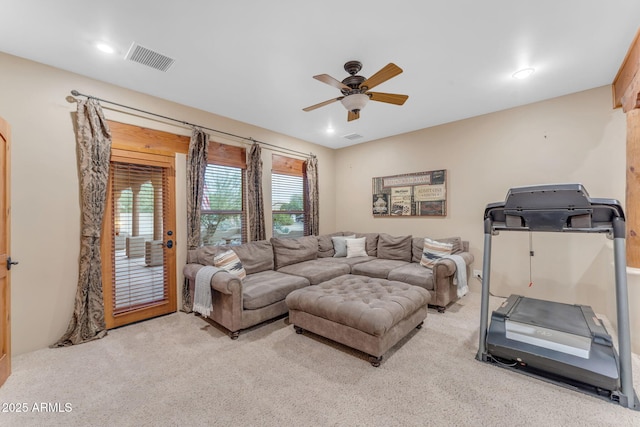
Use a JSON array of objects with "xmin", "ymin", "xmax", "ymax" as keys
[{"xmin": 285, "ymin": 274, "xmax": 431, "ymax": 366}]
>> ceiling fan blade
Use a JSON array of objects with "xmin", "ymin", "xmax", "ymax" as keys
[
  {"xmin": 368, "ymin": 92, "xmax": 409, "ymax": 105},
  {"xmin": 348, "ymin": 110, "xmax": 360, "ymax": 121},
  {"xmin": 303, "ymin": 97, "xmax": 342, "ymax": 112},
  {"xmin": 313, "ymin": 74, "xmax": 350, "ymax": 91},
  {"xmin": 359, "ymin": 63, "xmax": 403, "ymax": 90}
]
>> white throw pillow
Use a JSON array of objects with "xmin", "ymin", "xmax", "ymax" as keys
[
  {"xmin": 213, "ymin": 249, "xmax": 247, "ymax": 279},
  {"xmin": 420, "ymin": 238, "xmax": 453, "ymax": 268},
  {"xmin": 332, "ymin": 234, "xmax": 356, "ymax": 257},
  {"xmin": 346, "ymin": 237, "xmax": 368, "ymax": 258}
]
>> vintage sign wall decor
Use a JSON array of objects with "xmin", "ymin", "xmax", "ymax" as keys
[{"xmin": 372, "ymin": 169, "xmax": 447, "ymax": 217}]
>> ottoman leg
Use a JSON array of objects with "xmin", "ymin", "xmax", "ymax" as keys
[
  {"xmin": 416, "ymin": 321, "xmax": 424, "ymax": 329},
  {"xmin": 229, "ymin": 331, "xmax": 240, "ymax": 340},
  {"xmin": 294, "ymin": 325, "xmax": 305, "ymax": 334},
  {"xmin": 369, "ymin": 355, "xmax": 383, "ymax": 367}
]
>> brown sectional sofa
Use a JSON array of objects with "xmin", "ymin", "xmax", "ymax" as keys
[{"xmin": 183, "ymin": 232, "xmax": 474, "ymax": 339}]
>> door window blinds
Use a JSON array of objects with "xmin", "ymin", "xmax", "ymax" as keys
[{"xmin": 110, "ymin": 162, "xmax": 168, "ymax": 314}]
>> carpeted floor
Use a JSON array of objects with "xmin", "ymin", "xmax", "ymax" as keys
[{"xmin": 1, "ymin": 290, "xmax": 638, "ymax": 426}]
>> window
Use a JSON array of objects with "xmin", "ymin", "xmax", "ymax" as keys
[
  {"xmin": 272, "ymin": 154, "xmax": 306, "ymax": 238},
  {"xmin": 201, "ymin": 142, "xmax": 247, "ymax": 246}
]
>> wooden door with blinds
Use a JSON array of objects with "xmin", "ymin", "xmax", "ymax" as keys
[{"xmin": 102, "ymin": 149, "xmax": 177, "ymax": 328}]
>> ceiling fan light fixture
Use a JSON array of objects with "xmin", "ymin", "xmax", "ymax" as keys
[{"xmin": 340, "ymin": 93, "xmax": 369, "ymax": 112}]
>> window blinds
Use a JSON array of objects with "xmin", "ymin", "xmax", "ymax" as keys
[
  {"xmin": 272, "ymin": 173, "xmax": 305, "ymax": 238},
  {"xmin": 110, "ymin": 162, "xmax": 168, "ymax": 314},
  {"xmin": 201, "ymin": 164, "xmax": 246, "ymax": 246}
]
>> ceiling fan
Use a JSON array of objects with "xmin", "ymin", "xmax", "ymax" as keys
[{"xmin": 303, "ymin": 60, "xmax": 409, "ymax": 122}]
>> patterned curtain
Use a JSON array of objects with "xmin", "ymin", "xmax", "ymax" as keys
[
  {"xmin": 246, "ymin": 142, "xmax": 266, "ymax": 241},
  {"xmin": 52, "ymin": 99, "xmax": 111, "ymax": 347},
  {"xmin": 183, "ymin": 128, "xmax": 209, "ymax": 312},
  {"xmin": 304, "ymin": 156, "xmax": 319, "ymax": 236}
]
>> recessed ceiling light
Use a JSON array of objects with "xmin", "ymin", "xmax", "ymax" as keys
[
  {"xmin": 512, "ymin": 68, "xmax": 535, "ymax": 80},
  {"xmin": 96, "ymin": 43, "xmax": 115, "ymax": 54},
  {"xmin": 326, "ymin": 126, "xmax": 335, "ymax": 135}
]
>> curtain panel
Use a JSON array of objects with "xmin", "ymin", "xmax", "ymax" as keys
[
  {"xmin": 183, "ymin": 128, "xmax": 209, "ymax": 312},
  {"xmin": 247, "ymin": 143, "xmax": 266, "ymax": 241},
  {"xmin": 304, "ymin": 156, "xmax": 319, "ymax": 236},
  {"xmin": 52, "ymin": 99, "xmax": 112, "ymax": 347}
]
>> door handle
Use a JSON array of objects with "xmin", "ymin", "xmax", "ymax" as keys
[
  {"xmin": 162, "ymin": 240, "xmax": 173, "ymax": 249},
  {"xmin": 6, "ymin": 256, "xmax": 18, "ymax": 270}
]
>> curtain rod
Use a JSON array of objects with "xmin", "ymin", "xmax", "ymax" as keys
[{"xmin": 70, "ymin": 90, "xmax": 315, "ymax": 158}]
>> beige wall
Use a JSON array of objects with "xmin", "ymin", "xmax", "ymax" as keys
[
  {"xmin": 0, "ymin": 52, "xmax": 336, "ymax": 355},
  {"xmin": 0, "ymin": 50, "xmax": 633, "ymax": 355},
  {"xmin": 335, "ymin": 85, "xmax": 628, "ymax": 330}
]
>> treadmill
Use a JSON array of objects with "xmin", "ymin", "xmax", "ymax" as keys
[{"xmin": 476, "ymin": 183, "xmax": 638, "ymax": 410}]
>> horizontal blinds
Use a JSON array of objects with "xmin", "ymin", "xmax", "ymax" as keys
[
  {"xmin": 201, "ymin": 164, "xmax": 246, "ymax": 246},
  {"xmin": 111, "ymin": 162, "xmax": 168, "ymax": 314},
  {"xmin": 272, "ymin": 172, "xmax": 305, "ymax": 238}
]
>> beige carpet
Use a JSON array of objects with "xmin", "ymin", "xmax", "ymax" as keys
[{"xmin": 1, "ymin": 291, "xmax": 639, "ymax": 426}]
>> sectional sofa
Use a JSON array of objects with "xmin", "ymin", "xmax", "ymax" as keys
[{"xmin": 183, "ymin": 232, "xmax": 474, "ymax": 339}]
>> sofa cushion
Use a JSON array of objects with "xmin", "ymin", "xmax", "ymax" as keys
[
  {"xmin": 388, "ymin": 263, "xmax": 436, "ymax": 291},
  {"xmin": 277, "ymin": 259, "xmax": 350, "ymax": 285},
  {"xmin": 214, "ymin": 250, "xmax": 247, "ymax": 279},
  {"xmin": 352, "ymin": 258, "xmax": 410, "ymax": 278},
  {"xmin": 412, "ymin": 236, "xmax": 464, "ymax": 262},
  {"xmin": 346, "ymin": 237, "xmax": 368, "ymax": 258},
  {"xmin": 377, "ymin": 234, "xmax": 412, "ymax": 261},
  {"xmin": 332, "ymin": 234, "xmax": 356, "ymax": 257},
  {"xmin": 271, "ymin": 236, "xmax": 319, "ymax": 269},
  {"xmin": 317, "ymin": 256, "xmax": 376, "ymax": 268},
  {"xmin": 317, "ymin": 232, "xmax": 344, "ymax": 258},
  {"xmin": 230, "ymin": 240, "xmax": 274, "ymax": 274},
  {"xmin": 420, "ymin": 238, "xmax": 454, "ymax": 268},
  {"xmin": 242, "ymin": 270, "xmax": 310, "ymax": 310}
]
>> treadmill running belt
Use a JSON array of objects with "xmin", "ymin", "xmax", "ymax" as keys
[{"xmin": 507, "ymin": 296, "xmax": 591, "ymax": 337}]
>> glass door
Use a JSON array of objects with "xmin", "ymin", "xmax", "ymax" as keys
[{"xmin": 102, "ymin": 150, "xmax": 176, "ymax": 328}]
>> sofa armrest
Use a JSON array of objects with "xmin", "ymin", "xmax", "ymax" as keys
[
  {"xmin": 431, "ymin": 251, "xmax": 475, "ymax": 309},
  {"xmin": 183, "ymin": 263, "xmax": 242, "ymax": 295},
  {"xmin": 432, "ymin": 252, "xmax": 474, "ymax": 272}
]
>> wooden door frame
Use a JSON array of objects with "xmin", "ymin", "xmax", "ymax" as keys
[
  {"xmin": 101, "ymin": 121, "xmax": 188, "ymax": 329},
  {"xmin": 0, "ymin": 116, "xmax": 11, "ymax": 387}
]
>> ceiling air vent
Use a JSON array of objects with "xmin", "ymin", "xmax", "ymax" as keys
[
  {"xmin": 342, "ymin": 133, "xmax": 363, "ymax": 141},
  {"xmin": 125, "ymin": 42, "xmax": 175, "ymax": 72}
]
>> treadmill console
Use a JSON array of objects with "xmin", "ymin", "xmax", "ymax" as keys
[{"xmin": 484, "ymin": 183, "xmax": 624, "ymax": 233}]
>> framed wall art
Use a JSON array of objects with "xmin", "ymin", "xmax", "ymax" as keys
[{"xmin": 372, "ymin": 169, "xmax": 447, "ymax": 217}]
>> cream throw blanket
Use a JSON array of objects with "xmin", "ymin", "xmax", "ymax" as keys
[
  {"xmin": 193, "ymin": 266, "xmax": 222, "ymax": 318},
  {"xmin": 441, "ymin": 254, "xmax": 468, "ymax": 298}
]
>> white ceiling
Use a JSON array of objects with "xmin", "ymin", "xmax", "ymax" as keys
[{"xmin": 1, "ymin": 1, "xmax": 639, "ymax": 149}]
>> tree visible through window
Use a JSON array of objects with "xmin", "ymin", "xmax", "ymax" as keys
[
  {"xmin": 201, "ymin": 164, "xmax": 245, "ymax": 245},
  {"xmin": 272, "ymin": 173, "xmax": 305, "ymax": 238}
]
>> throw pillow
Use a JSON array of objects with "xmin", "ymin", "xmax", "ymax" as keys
[
  {"xmin": 420, "ymin": 238, "xmax": 454, "ymax": 269},
  {"xmin": 214, "ymin": 249, "xmax": 247, "ymax": 279},
  {"xmin": 346, "ymin": 237, "xmax": 368, "ymax": 258},
  {"xmin": 332, "ymin": 234, "xmax": 356, "ymax": 257}
]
